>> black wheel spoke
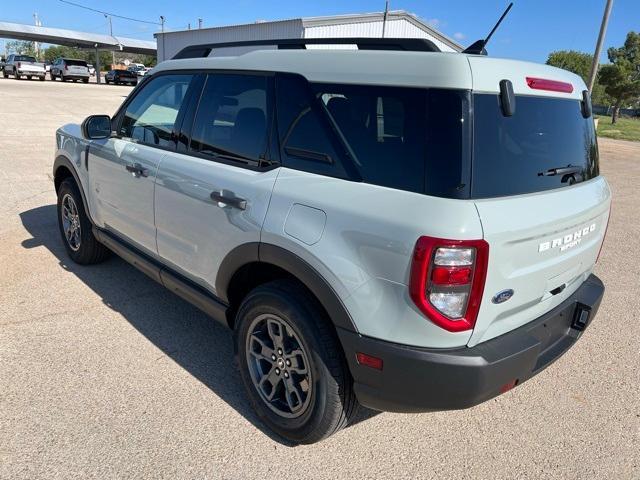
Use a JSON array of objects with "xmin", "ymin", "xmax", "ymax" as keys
[
  {"xmin": 249, "ymin": 333, "xmax": 275, "ymax": 361},
  {"xmin": 258, "ymin": 367, "xmax": 281, "ymax": 400},
  {"xmin": 286, "ymin": 349, "xmax": 308, "ymax": 374}
]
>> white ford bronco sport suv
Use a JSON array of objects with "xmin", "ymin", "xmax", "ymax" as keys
[{"xmin": 53, "ymin": 37, "xmax": 610, "ymax": 444}]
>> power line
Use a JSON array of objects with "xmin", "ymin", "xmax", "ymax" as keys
[{"xmin": 58, "ymin": 0, "xmax": 162, "ymax": 26}]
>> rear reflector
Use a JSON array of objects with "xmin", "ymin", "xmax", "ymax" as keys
[
  {"xmin": 356, "ymin": 352, "xmax": 383, "ymax": 370},
  {"xmin": 500, "ymin": 380, "xmax": 518, "ymax": 394},
  {"xmin": 526, "ymin": 77, "xmax": 574, "ymax": 93}
]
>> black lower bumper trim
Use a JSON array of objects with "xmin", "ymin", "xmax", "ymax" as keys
[{"xmin": 338, "ymin": 274, "xmax": 604, "ymax": 413}]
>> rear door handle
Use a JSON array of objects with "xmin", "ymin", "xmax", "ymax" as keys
[
  {"xmin": 210, "ymin": 190, "xmax": 246, "ymax": 210},
  {"xmin": 125, "ymin": 163, "xmax": 149, "ymax": 178}
]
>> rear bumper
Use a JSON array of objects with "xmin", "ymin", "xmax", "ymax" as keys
[
  {"xmin": 338, "ymin": 274, "xmax": 604, "ymax": 413},
  {"xmin": 18, "ymin": 70, "xmax": 45, "ymax": 76}
]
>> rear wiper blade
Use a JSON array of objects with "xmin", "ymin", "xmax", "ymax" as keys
[{"xmin": 538, "ymin": 165, "xmax": 582, "ymax": 177}]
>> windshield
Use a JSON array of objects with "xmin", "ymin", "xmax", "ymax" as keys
[
  {"xmin": 472, "ymin": 94, "xmax": 599, "ymax": 198},
  {"xmin": 15, "ymin": 56, "xmax": 36, "ymax": 62}
]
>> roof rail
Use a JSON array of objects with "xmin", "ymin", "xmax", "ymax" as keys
[{"xmin": 171, "ymin": 37, "xmax": 441, "ymax": 59}]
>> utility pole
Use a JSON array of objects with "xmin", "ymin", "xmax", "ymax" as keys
[
  {"xmin": 33, "ymin": 13, "xmax": 42, "ymax": 59},
  {"xmin": 587, "ymin": 0, "xmax": 614, "ymax": 92},
  {"xmin": 198, "ymin": 18, "xmax": 203, "ymax": 29},
  {"xmin": 381, "ymin": 1, "xmax": 389, "ymax": 38},
  {"xmin": 160, "ymin": 16, "xmax": 165, "ymax": 62},
  {"xmin": 105, "ymin": 14, "xmax": 115, "ymax": 68}
]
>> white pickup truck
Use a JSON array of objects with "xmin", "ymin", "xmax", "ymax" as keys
[{"xmin": 2, "ymin": 54, "xmax": 46, "ymax": 81}]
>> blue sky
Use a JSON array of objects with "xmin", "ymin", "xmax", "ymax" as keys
[{"xmin": 1, "ymin": 0, "xmax": 638, "ymax": 63}]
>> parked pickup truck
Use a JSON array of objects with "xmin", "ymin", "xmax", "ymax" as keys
[{"xmin": 2, "ymin": 54, "xmax": 46, "ymax": 81}]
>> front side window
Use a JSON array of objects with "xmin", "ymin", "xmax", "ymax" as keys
[
  {"xmin": 190, "ymin": 74, "xmax": 271, "ymax": 163},
  {"xmin": 120, "ymin": 74, "xmax": 194, "ymax": 148}
]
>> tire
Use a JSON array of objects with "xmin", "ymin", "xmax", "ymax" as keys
[
  {"xmin": 39, "ymin": 76, "xmax": 45, "ymax": 82},
  {"xmin": 26, "ymin": 75, "xmax": 32, "ymax": 80},
  {"xmin": 236, "ymin": 280, "xmax": 358, "ymax": 444},
  {"xmin": 15, "ymin": 70, "xmax": 21, "ymax": 80},
  {"xmin": 82, "ymin": 78, "xmax": 89, "ymax": 83},
  {"xmin": 60, "ymin": 74, "xmax": 65, "ymax": 82},
  {"xmin": 57, "ymin": 178, "xmax": 110, "ymax": 265},
  {"xmin": 2, "ymin": 69, "xmax": 7, "ymax": 78}
]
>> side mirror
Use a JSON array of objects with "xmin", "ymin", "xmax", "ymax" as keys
[{"xmin": 81, "ymin": 115, "xmax": 112, "ymax": 140}]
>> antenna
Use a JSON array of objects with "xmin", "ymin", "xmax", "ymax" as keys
[{"xmin": 462, "ymin": 2, "xmax": 513, "ymax": 55}]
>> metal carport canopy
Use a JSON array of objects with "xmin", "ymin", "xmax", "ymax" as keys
[{"xmin": 0, "ymin": 21, "xmax": 156, "ymax": 54}]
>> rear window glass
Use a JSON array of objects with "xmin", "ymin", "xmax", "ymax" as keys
[
  {"xmin": 65, "ymin": 59, "xmax": 87, "ymax": 67},
  {"xmin": 312, "ymin": 83, "xmax": 470, "ymax": 198},
  {"xmin": 472, "ymin": 94, "xmax": 599, "ymax": 198},
  {"xmin": 14, "ymin": 56, "xmax": 36, "ymax": 62}
]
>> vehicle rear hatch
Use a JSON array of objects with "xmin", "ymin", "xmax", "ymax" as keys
[
  {"xmin": 467, "ymin": 57, "xmax": 611, "ymax": 346},
  {"xmin": 66, "ymin": 59, "xmax": 88, "ymax": 75}
]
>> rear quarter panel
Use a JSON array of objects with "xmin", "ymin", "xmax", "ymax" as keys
[{"xmin": 262, "ymin": 169, "xmax": 484, "ymax": 348}]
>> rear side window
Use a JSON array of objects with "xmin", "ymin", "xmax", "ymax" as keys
[
  {"xmin": 64, "ymin": 59, "xmax": 87, "ymax": 67},
  {"xmin": 313, "ymin": 83, "xmax": 470, "ymax": 197},
  {"xmin": 472, "ymin": 94, "xmax": 599, "ymax": 198},
  {"xmin": 120, "ymin": 74, "xmax": 194, "ymax": 147},
  {"xmin": 190, "ymin": 74, "xmax": 271, "ymax": 163},
  {"xmin": 276, "ymin": 77, "xmax": 471, "ymax": 197},
  {"xmin": 275, "ymin": 74, "xmax": 351, "ymax": 179}
]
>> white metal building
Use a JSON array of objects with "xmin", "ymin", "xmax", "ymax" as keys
[{"xmin": 155, "ymin": 11, "xmax": 462, "ymax": 61}]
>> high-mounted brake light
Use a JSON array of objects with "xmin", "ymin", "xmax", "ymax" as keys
[
  {"xmin": 526, "ymin": 77, "xmax": 574, "ymax": 93},
  {"xmin": 410, "ymin": 237, "xmax": 489, "ymax": 332}
]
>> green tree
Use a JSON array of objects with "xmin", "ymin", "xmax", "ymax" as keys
[
  {"xmin": 6, "ymin": 40, "xmax": 37, "ymax": 58},
  {"xmin": 546, "ymin": 50, "xmax": 611, "ymax": 106},
  {"xmin": 599, "ymin": 32, "xmax": 640, "ymax": 124}
]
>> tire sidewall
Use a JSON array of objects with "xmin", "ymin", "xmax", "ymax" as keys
[{"xmin": 236, "ymin": 286, "xmax": 338, "ymax": 443}]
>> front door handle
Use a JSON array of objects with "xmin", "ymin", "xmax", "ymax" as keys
[
  {"xmin": 210, "ymin": 190, "xmax": 247, "ymax": 210},
  {"xmin": 125, "ymin": 163, "xmax": 149, "ymax": 178}
]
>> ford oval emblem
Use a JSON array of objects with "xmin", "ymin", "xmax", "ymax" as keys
[{"xmin": 492, "ymin": 289, "xmax": 514, "ymax": 304}]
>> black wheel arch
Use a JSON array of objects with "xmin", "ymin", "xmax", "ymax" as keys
[
  {"xmin": 217, "ymin": 243, "xmax": 358, "ymax": 333},
  {"xmin": 53, "ymin": 155, "xmax": 89, "ymax": 213}
]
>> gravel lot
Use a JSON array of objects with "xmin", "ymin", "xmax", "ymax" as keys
[{"xmin": 0, "ymin": 78, "xmax": 638, "ymax": 480}]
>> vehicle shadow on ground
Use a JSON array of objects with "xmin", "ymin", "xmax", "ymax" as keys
[{"xmin": 19, "ymin": 204, "xmax": 380, "ymax": 446}]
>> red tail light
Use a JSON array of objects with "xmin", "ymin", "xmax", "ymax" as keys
[
  {"xmin": 64, "ymin": 65, "xmax": 68, "ymax": 71},
  {"xmin": 17, "ymin": 62, "xmax": 21, "ymax": 68},
  {"xmin": 410, "ymin": 237, "xmax": 489, "ymax": 332},
  {"xmin": 526, "ymin": 77, "xmax": 573, "ymax": 93}
]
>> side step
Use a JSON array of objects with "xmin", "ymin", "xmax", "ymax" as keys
[{"xmin": 93, "ymin": 227, "xmax": 229, "ymax": 327}]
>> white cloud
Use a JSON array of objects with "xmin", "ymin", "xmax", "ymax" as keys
[
  {"xmin": 427, "ymin": 18, "xmax": 441, "ymax": 28},
  {"xmin": 453, "ymin": 32, "xmax": 466, "ymax": 40}
]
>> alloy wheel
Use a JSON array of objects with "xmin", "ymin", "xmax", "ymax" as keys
[
  {"xmin": 61, "ymin": 193, "xmax": 81, "ymax": 251},
  {"xmin": 245, "ymin": 314, "xmax": 313, "ymax": 418}
]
